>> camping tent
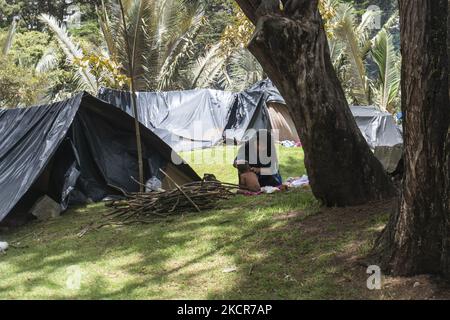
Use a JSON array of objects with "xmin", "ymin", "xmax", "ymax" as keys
[
  {"xmin": 223, "ymin": 80, "xmax": 300, "ymax": 143},
  {"xmin": 98, "ymin": 80, "xmax": 300, "ymax": 150},
  {"xmin": 350, "ymin": 106, "xmax": 404, "ymax": 173},
  {"xmin": 0, "ymin": 93, "xmax": 200, "ymax": 225},
  {"xmin": 98, "ymin": 88, "xmax": 236, "ymax": 152},
  {"xmin": 98, "ymin": 80, "xmax": 403, "ymax": 172}
]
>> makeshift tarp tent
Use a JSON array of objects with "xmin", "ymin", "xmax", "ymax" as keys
[
  {"xmin": 350, "ymin": 106, "xmax": 404, "ymax": 173},
  {"xmin": 98, "ymin": 80, "xmax": 403, "ymax": 173},
  {"xmin": 224, "ymin": 79, "xmax": 300, "ymax": 143},
  {"xmin": 0, "ymin": 93, "xmax": 200, "ymax": 224},
  {"xmin": 98, "ymin": 88, "xmax": 236, "ymax": 152},
  {"xmin": 223, "ymin": 81, "xmax": 272, "ymax": 143},
  {"xmin": 98, "ymin": 80, "xmax": 300, "ymax": 150},
  {"xmin": 229, "ymin": 81, "xmax": 403, "ymax": 173}
]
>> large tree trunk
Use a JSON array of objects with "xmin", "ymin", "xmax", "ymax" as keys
[
  {"xmin": 444, "ymin": 0, "xmax": 450, "ymax": 278},
  {"xmin": 375, "ymin": 0, "xmax": 449, "ymax": 277},
  {"xmin": 234, "ymin": 0, "xmax": 396, "ymax": 206},
  {"xmin": 444, "ymin": 131, "xmax": 450, "ymax": 278}
]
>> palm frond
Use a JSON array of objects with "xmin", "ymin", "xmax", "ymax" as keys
[
  {"xmin": 328, "ymin": 36, "xmax": 345, "ymax": 73},
  {"xmin": 99, "ymin": 0, "xmax": 207, "ymax": 91},
  {"xmin": 371, "ymin": 29, "xmax": 400, "ymax": 112},
  {"xmin": 40, "ymin": 13, "xmax": 97, "ymax": 93},
  {"xmin": 334, "ymin": 3, "xmax": 371, "ymax": 104},
  {"xmin": 97, "ymin": 0, "xmax": 119, "ymax": 62},
  {"xmin": 225, "ymin": 49, "xmax": 264, "ymax": 91},
  {"xmin": 189, "ymin": 43, "xmax": 226, "ymax": 89},
  {"xmin": 129, "ymin": 0, "xmax": 154, "ymax": 78},
  {"xmin": 380, "ymin": 10, "xmax": 399, "ymax": 32},
  {"xmin": 35, "ymin": 47, "xmax": 59, "ymax": 73},
  {"xmin": 154, "ymin": 2, "xmax": 205, "ymax": 90}
]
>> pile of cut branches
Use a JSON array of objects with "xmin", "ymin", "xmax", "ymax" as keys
[
  {"xmin": 107, "ymin": 180, "xmax": 240, "ymax": 219},
  {"xmin": 78, "ymin": 175, "xmax": 240, "ymax": 237}
]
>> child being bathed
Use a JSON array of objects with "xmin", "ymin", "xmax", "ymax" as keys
[{"xmin": 236, "ymin": 160, "xmax": 261, "ymax": 193}]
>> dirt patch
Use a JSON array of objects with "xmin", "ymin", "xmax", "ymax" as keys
[
  {"xmin": 272, "ymin": 211, "xmax": 305, "ymax": 221},
  {"xmin": 271, "ymin": 199, "xmax": 450, "ymax": 300},
  {"xmin": 296, "ymin": 199, "xmax": 396, "ymax": 238}
]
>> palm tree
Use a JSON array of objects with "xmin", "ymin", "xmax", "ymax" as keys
[
  {"xmin": 185, "ymin": 5, "xmax": 264, "ymax": 91},
  {"xmin": 40, "ymin": 13, "xmax": 98, "ymax": 94},
  {"xmin": 224, "ymin": 49, "xmax": 264, "ymax": 91},
  {"xmin": 371, "ymin": 28, "xmax": 400, "ymax": 112},
  {"xmin": 97, "ymin": 0, "xmax": 205, "ymax": 91},
  {"xmin": 187, "ymin": 43, "xmax": 225, "ymax": 89},
  {"xmin": 328, "ymin": 1, "xmax": 400, "ymax": 111},
  {"xmin": 332, "ymin": 2, "xmax": 376, "ymax": 104}
]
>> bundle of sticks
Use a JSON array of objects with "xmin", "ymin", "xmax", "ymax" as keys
[
  {"xmin": 106, "ymin": 180, "xmax": 240, "ymax": 219},
  {"xmin": 77, "ymin": 173, "xmax": 240, "ymax": 237}
]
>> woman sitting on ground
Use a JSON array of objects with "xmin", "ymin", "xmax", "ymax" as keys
[
  {"xmin": 233, "ymin": 130, "xmax": 282, "ymax": 188},
  {"xmin": 236, "ymin": 160, "xmax": 261, "ymax": 193}
]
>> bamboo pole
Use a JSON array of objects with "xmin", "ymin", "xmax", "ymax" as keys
[{"xmin": 118, "ymin": 0, "xmax": 145, "ymax": 192}]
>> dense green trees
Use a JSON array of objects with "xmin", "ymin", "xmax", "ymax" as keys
[
  {"xmin": 0, "ymin": 0, "xmax": 401, "ymax": 109},
  {"xmin": 0, "ymin": 57, "xmax": 48, "ymax": 107},
  {"xmin": 0, "ymin": 0, "xmax": 99, "ymax": 29},
  {"xmin": 0, "ymin": 17, "xmax": 50, "ymax": 107}
]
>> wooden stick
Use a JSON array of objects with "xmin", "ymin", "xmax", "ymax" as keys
[{"xmin": 159, "ymin": 169, "xmax": 201, "ymax": 212}]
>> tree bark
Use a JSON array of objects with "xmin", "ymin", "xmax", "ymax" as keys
[
  {"xmin": 444, "ymin": 132, "xmax": 450, "ymax": 278},
  {"xmin": 375, "ymin": 0, "xmax": 449, "ymax": 277},
  {"xmin": 234, "ymin": 0, "xmax": 396, "ymax": 206},
  {"xmin": 444, "ymin": 0, "xmax": 450, "ymax": 278}
]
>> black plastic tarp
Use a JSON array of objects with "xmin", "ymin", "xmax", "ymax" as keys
[
  {"xmin": 224, "ymin": 80, "xmax": 276, "ymax": 143},
  {"xmin": 98, "ymin": 80, "xmax": 403, "ymax": 172},
  {"xmin": 350, "ymin": 106, "xmax": 404, "ymax": 173},
  {"xmin": 98, "ymin": 88, "xmax": 236, "ymax": 152},
  {"xmin": 237, "ymin": 81, "xmax": 404, "ymax": 172},
  {"xmin": 0, "ymin": 93, "xmax": 200, "ymax": 223},
  {"xmin": 0, "ymin": 95, "xmax": 80, "ymax": 223}
]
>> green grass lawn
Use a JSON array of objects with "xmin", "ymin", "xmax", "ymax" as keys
[
  {"xmin": 0, "ymin": 146, "xmax": 399, "ymax": 299},
  {"xmin": 179, "ymin": 145, "xmax": 306, "ymax": 184}
]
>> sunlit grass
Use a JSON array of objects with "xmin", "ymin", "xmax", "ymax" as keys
[
  {"xmin": 0, "ymin": 146, "xmax": 388, "ymax": 299},
  {"xmin": 179, "ymin": 145, "xmax": 305, "ymax": 184}
]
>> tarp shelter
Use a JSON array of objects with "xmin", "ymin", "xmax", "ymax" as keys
[
  {"xmin": 0, "ymin": 93, "xmax": 200, "ymax": 225},
  {"xmin": 350, "ymin": 106, "xmax": 404, "ymax": 173},
  {"xmin": 98, "ymin": 79, "xmax": 300, "ymax": 150},
  {"xmin": 226, "ymin": 81, "xmax": 403, "ymax": 173},
  {"xmin": 98, "ymin": 80, "xmax": 403, "ymax": 172},
  {"xmin": 98, "ymin": 88, "xmax": 236, "ymax": 152},
  {"xmin": 224, "ymin": 80, "xmax": 300, "ymax": 143}
]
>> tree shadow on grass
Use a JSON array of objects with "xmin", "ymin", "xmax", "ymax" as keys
[
  {"xmin": 205, "ymin": 199, "xmax": 450, "ymax": 300},
  {"xmin": 0, "ymin": 193, "xmax": 409, "ymax": 300}
]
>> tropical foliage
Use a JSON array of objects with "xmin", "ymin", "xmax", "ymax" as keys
[
  {"xmin": 0, "ymin": 17, "xmax": 48, "ymax": 107},
  {"xmin": 188, "ymin": 4, "xmax": 263, "ymax": 91},
  {"xmin": 97, "ymin": 0, "xmax": 207, "ymax": 91},
  {"xmin": 0, "ymin": 0, "xmax": 400, "ymax": 111},
  {"xmin": 40, "ymin": 13, "xmax": 98, "ymax": 93},
  {"xmin": 327, "ymin": 0, "xmax": 400, "ymax": 112}
]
